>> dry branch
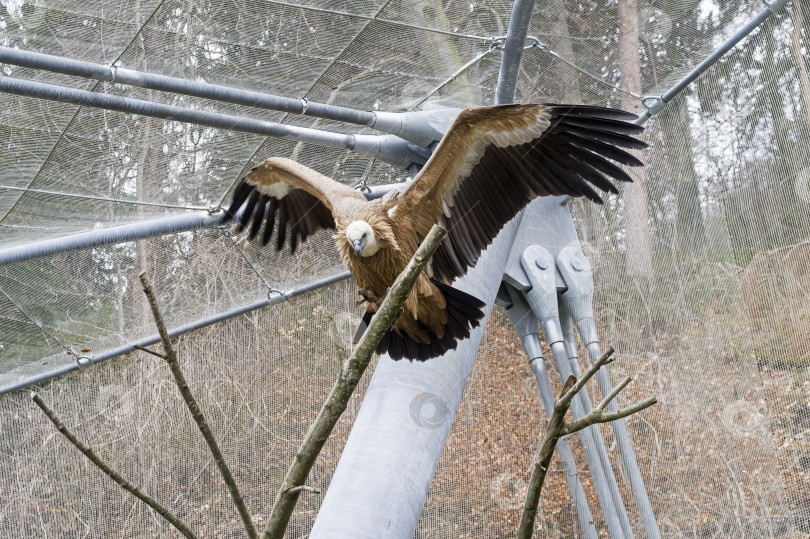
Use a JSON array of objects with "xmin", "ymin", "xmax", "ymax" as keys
[
  {"xmin": 139, "ymin": 273, "xmax": 259, "ymax": 539},
  {"xmin": 31, "ymin": 392, "xmax": 198, "ymax": 539},
  {"xmin": 517, "ymin": 347, "xmax": 657, "ymax": 538},
  {"xmin": 262, "ymin": 224, "xmax": 448, "ymax": 539}
]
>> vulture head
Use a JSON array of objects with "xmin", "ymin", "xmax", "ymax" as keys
[
  {"xmin": 344, "ymin": 220, "xmax": 381, "ymax": 258},
  {"xmin": 338, "ymin": 215, "xmax": 399, "ymax": 261}
]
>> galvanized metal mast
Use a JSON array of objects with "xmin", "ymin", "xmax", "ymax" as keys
[{"xmin": 308, "ymin": 0, "xmax": 538, "ymax": 536}]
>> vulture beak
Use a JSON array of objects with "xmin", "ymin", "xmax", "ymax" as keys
[{"xmin": 353, "ymin": 237, "xmax": 366, "ymax": 259}]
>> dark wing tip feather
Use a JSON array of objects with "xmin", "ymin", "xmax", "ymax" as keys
[
  {"xmin": 238, "ymin": 190, "xmax": 261, "ymax": 231},
  {"xmin": 544, "ymin": 103, "xmax": 640, "ymax": 122},
  {"xmin": 225, "ymin": 177, "xmax": 335, "ymax": 254},
  {"xmin": 225, "ymin": 181, "xmax": 252, "ymax": 221}
]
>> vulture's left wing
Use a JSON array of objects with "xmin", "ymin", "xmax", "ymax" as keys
[
  {"xmin": 225, "ymin": 157, "xmax": 365, "ymax": 253},
  {"xmin": 392, "ymin": 104, "xmax": 647, "ymax": 283}
]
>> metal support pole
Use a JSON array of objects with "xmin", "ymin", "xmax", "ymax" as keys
[
  {"xmin": 0, "ymin": 46, "xmax": 375, "ymax": 126},
  {"xmin": 0, "ymin": 270, "xmax": 351, "ymax": 396},
  {"xmin": 0, "ymin": 210, "xmax": 226, "ymax": 266},
  {"xmin": 0, "ymin": 76, "xmax": 430, "ymax": 169},
  {"xmin": 558, "ymin": 301, "xmax": 635, "ymax": 539},
  {"xmin": 519, "ymin": 245, "xmax": 629, "ymax": 538},
  {"xmin": 503, "ymin": 285, "xmax": 598, "ymax": 539},
  {"xmin": 0, "ymin": 46, "xmax": 460, "ymax": 148},
  {"xmin": 557, "ymin": 246, "xmax": 662, "ymax": 539},
  {"xmin": 636, "ymin": 0, "xmax": 790, "ymax": 123},
  {"xmin": 494, "ymin": 0, "xmax": 536, "ymax": 105},
  {"xmin": 310, "ymin": 0, "xmax": 537, "ymax": 535},
  {"xmin": 0, "ymin": 184, "xmax": 395, "ymax": 267}
]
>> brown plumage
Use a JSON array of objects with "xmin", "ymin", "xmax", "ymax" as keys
[{"xmin": 226, "ymin": 104, "xmax": 648, "ymax": 361}]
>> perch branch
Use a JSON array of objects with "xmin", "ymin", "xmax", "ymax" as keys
[
  {"xmin": 139, "ymin": 272, "xmax": 259, "ymax": 539},
  {"xmin": 262, "ymin": 224, "xmax": 448, "ymax": 539},
  {"xmin": 31, "ymin": 392, "xmax": 197, "ymax": 539},
  {"xmin": 517, "ymin": 348, "xmax": 657, "ymax": 538}
]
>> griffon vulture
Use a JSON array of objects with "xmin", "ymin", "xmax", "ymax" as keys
[{"xmin": 226, "ymin": 104, "xmax": 647, "ymax": 361}]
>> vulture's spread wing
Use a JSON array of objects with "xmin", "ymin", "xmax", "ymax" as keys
[
  {"xmin": 225, "ymin": 157, "xmax": 365, "ymax": 253},
  {"xmin": 393, "ymin": 104, "xmax": 647, "ymax": 283}
]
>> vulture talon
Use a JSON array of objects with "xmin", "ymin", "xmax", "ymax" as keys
[{"xmin": 357, "ymin": 288, "xmax": 381, "ymax": 305}]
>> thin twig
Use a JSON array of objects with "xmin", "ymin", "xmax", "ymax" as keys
[
  {"xmin": 139, "ymin": 272, "xmax": 259, "ymax": 539},
  {"xmin": 557, "ymin": 347, "xmax": 615, "ymax": 411},
  {"xmin": 30, "ymin": 392, "xmax": 197, "ymax": 539},
  {"xmin": 517, "ymin": 348, "xmax": 657, "ymax": 538},
  {"xmin": 262, "ymin": 224, "xmax": 448, "ymax": 539},
  {"xmin": 559, "ymin": 396, "xmax": 657, "ymax": 437},
  {"xmin": 597, "ymin": 375, "xmax": 631, "ymax": 411},
  {"xmin": 285, "ymin": 485, "xmax": 320, "ymax": 495},
  {"xmin": 132, "ymin": 344, "xmax": 167, "ymax": 359}
]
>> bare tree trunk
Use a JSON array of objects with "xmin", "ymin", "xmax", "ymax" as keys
[
  {"xmin": 668, "ymin": 98, "xmax": 706, "ymax": 256},
  {"xmin": 132, "ymin": 0, "xmax": 162, "ymax": 327},
  {"xmin": 791, "ymin": 1, "xmax": 810, "ymax": 123},
  {"xmin": 618, "ymin": 0, "xmax": 654, "ymax": 277}
]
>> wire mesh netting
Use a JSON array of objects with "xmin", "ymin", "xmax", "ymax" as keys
[{"xmin": 1, "ymin": 0, "xmax": 809, "ymax": 536}]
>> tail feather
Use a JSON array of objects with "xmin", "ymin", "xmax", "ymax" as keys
[{"xmin": 353, "ymin": 281, "xmax": 485, "ymax": 362}]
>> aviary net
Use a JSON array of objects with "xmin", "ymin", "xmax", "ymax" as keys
[{"xmin": 0, "ymin": 0, "xmax": 808, "ymax": 536}]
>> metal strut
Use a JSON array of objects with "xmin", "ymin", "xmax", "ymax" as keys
[
  {"xmin": 500, "ymin": 284, "xmax": 599, "ymax": 539},
  {"xmin": 498, "ymin": 195, "xmax": 661, "ymax": 539}
]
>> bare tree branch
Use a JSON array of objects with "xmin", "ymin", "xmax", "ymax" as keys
[
  {"xmin": 139, "ymin": 273, "xmax": 259, "ymax": 539},
  {"xmin": 31, "ymin": 392, "xmax": 198, "ymax": 539},
  {"xmin": 132, "ymin": 343, "xmax": 167, "ymax": 359},
  {"xmin": 517, "ymin": 348, "xmax": 657, "ymax": 538},
  {"xmin": 597, "ymin": 375, "xmax": 631, "ymax": 411},
  {"xmin": 561, "ymin": 396, "xmax": 657, "ymax": 436},
  {"xmin": 263, "ymin": 224, "xmax": 448, "ymax": 539},
  {"xmin": 285, "ymin": 485, "xmax": 321, "ymax": 495},
  {"xmin": 556, "ymin": 347, "xmax": 615, "ymax": 411}
]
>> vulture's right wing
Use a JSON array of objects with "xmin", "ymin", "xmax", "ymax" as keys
[
  {"xmin": 225, "ymin": 157, "xmax": 365, "ymax": 253},
  {"xmin": 391, "ymin": 104, "xmax": 648, "ymax": 283}
]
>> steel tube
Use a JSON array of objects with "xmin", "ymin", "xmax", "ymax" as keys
[
  {"xmin": 587, "ymin": 341, "xmax": 661, "ymax": 539},
  {"xmin": 0, "ymin": 270, "xmax": 351, "ymax": 396},
  {"xmin": 558, "ymin": 257, "xmax": 662, "ymax": 539},
  {"xmin": 505, "ymin": 288, "xmax": 598, "ymax": 539},
  {"xmin": 310, "ymin": 1, "xmax": 537, "ymax": 535},
  {"xmin": 494, "ymin": 0, "xmax": 537, "ymax": 105},
  {"xmin": 0, "ymin": 183, "xmax": 396, "ymax": 267},
  {"xmin": 636, "ymin": 0, "xmax": 790, "ymax": 124},
  {"xmin": 0, "ymin": 46, "xmax": 376, "ymax": 127},
  {"xmin": 0, "ymin": 210, "xmax": 226, "ymax": 266},
  {"xmin": 560, "ymin": 313, "xmax": 634, "ymax": 538},
  {"xmin": 0, "ymin": 77, "xmax": 425, "ymax": 168},
  {"xmin": 547, "ymin": 339, "xmax": 626, "ymax": 538}
]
